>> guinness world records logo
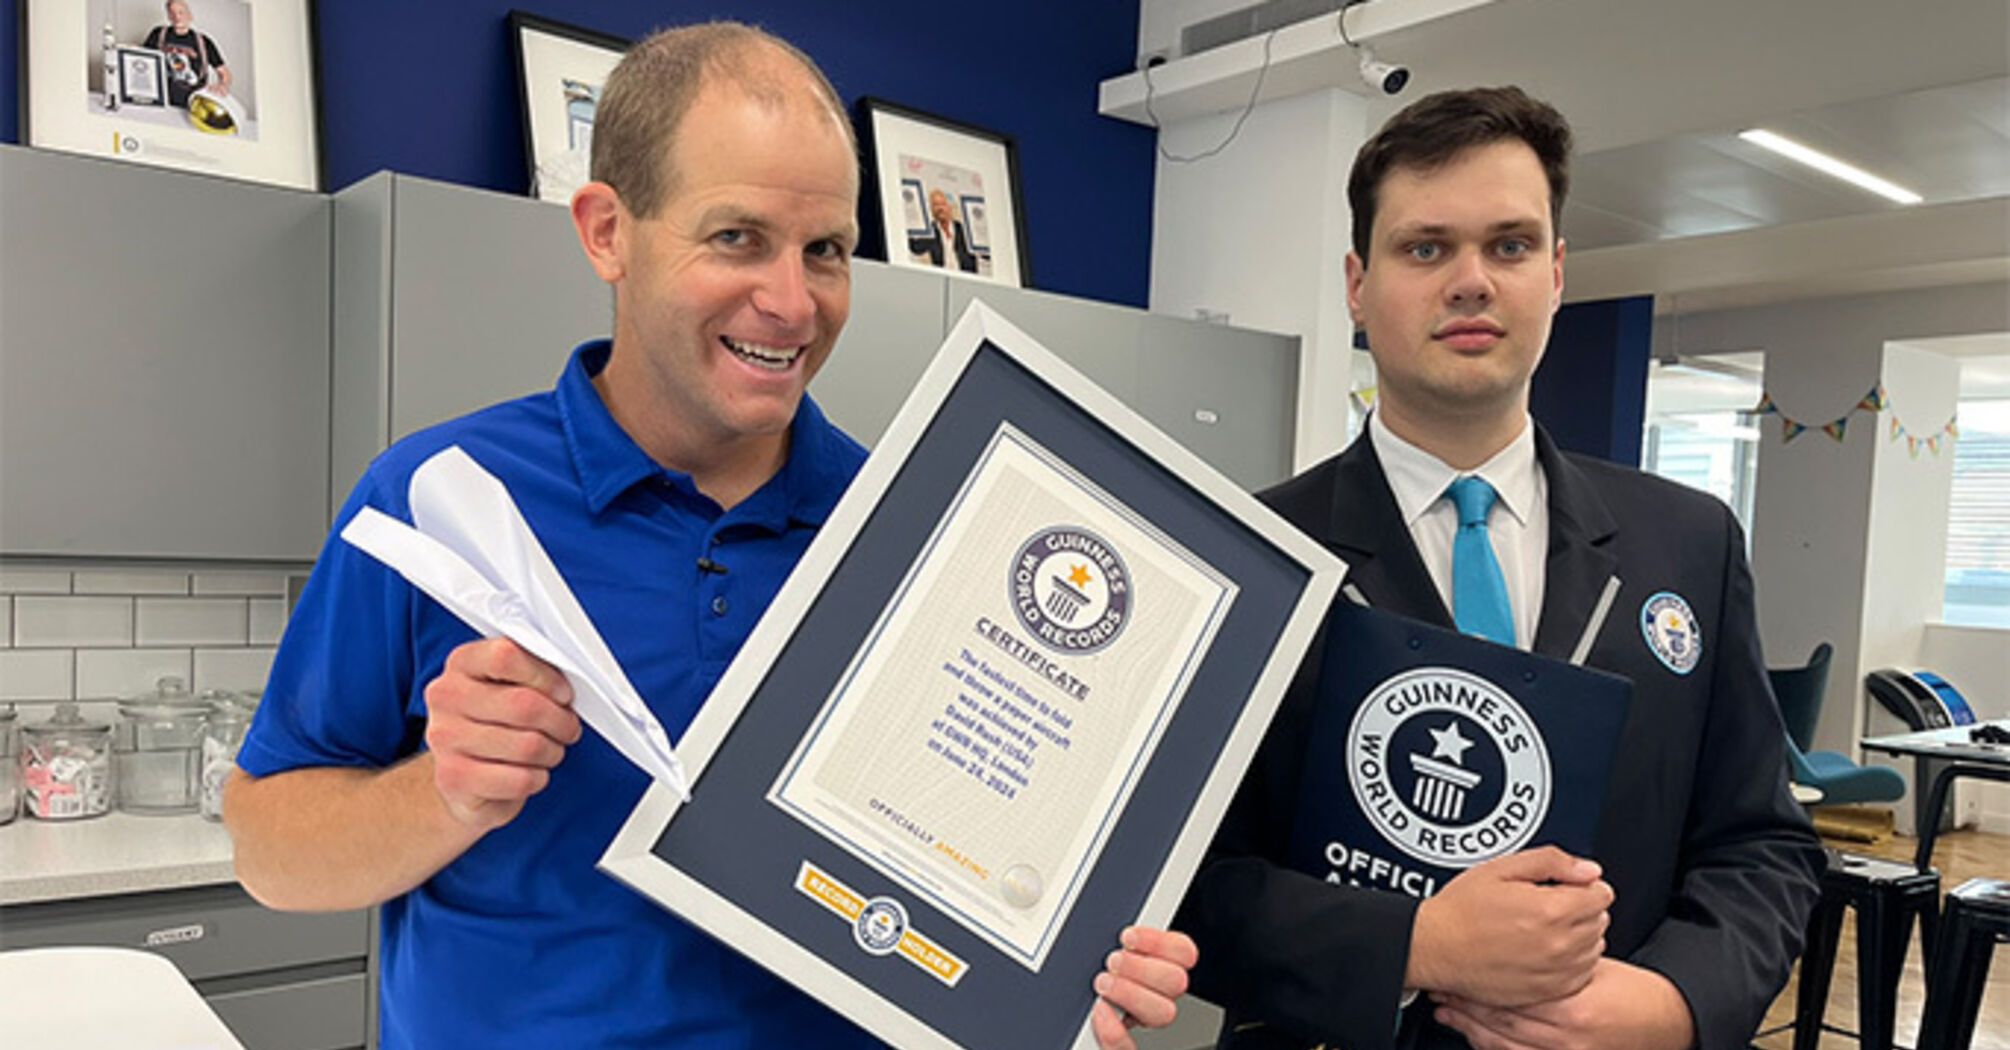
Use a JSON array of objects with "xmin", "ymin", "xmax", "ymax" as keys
[
  {"xmin": 853, "ymin": 896, "xmax": 908, "ymax": 956},
  {"xmin": 1346, "ymin": 667, "xmax": 1552, "ymax": 868},
  {"xmin": 1009, "ymin": 526, "xmax": 1131, "ymax": 654}
]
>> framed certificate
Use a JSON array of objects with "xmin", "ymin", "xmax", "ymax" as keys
[{"xmin": 603, "ymin": 302, "xmax": 1343, "ymax": 1049}]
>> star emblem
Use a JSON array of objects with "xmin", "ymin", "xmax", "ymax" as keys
[
  {"xmin": 1428, "ymin": 721, "xmax": 1475, "ymax": 766},
  {"xmin": 1068, "ymin": 563, "xmax": 1093, "ymax": 589}
]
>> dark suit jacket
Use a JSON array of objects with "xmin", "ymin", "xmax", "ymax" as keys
[
  {"xmin": 908, "ymin": 219, "xmax": 979, "ymax": 273},
  {"xmin": 1176, "ymin": 426, "xmax": 1823, "ymax": 1050}
]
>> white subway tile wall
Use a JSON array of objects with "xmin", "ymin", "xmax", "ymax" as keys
[
  {"xmin": 0, "ymin": 568, "xmax": 70, "ymax": 594},
  {"xmin": 248, "ymin": 598, "xmax": 287, "ymax": 645},
  {"xmin": 136, "ymin": 598, "xmax": 249, "ymax": 647},
  {"xmin": 192, "ymin": 572, "xmax": 288, "ymax": 596},
  {"xmin": 194, "ymin": 649, "xmax": 277, "ymax": 693},
  {"xmin": 0, "ymin": 650, "xmax": 73, "ymax": 700},
  {"xmin": 0, "ymin": 565, "xmax": 292, "ymax": 712},
  {"xmin": 14, "ymin": 597, "xmax": 133, "ymax": 648},
  {"xmin": 73, "ymin": 570, "xmax": 191, "ymax": 595},
  {"xmin": 76, "ymin": 648, "xmax": 194, "ymax": 699}
]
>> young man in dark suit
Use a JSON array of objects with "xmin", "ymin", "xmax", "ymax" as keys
[{"xmin": 1176, "ymin": 87, "xmax": 1823, "ymax": 1050}]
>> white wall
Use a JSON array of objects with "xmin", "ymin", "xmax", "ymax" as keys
[
  {"xmin": 1148, "ymin": 87, "xmax": 1368, "ymax": 469},
  {"xmin": 1659, "ymin": 282, "xmax": 2009, "ymax": 760},
  {"xmin": 1920, "ymin": 623, "xmax": 2010, "ymax": 831}
]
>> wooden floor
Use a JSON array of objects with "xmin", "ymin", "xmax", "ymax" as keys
[{"xmin": 1753, "ymin": 828, "xmax": 2010, "ymax": 1049}]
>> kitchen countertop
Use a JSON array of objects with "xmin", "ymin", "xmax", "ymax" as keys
[{"xmin": 0, "ymin": 811, "xmax": 236, "ymax": 906}]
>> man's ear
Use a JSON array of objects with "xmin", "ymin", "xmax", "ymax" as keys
[
  {"xmin": 572, "ymin": 181, "xmax": 627, "ymax": 284},
  {"xmin": 1345, "ymin": 250, "xmax": 1368, "ymax": 325},
  {"xmin": 1550, "ymin": 237, "xmax": 1566, "ymax": 314}
]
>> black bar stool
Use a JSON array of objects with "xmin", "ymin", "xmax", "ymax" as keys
[
  {"xmin": 1917, "ymin": 878, "xmax": 2010, "ymax": 1050},
  {"xmin": 1794, "ymin": 851, "xmax": 1940, "ymax": 1050}
]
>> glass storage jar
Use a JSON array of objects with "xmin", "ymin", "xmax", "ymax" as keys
[
  {"xmin": 114, "ymin": 676, "xmax": 211, "ymax": 815},
  {"xmin": 199, "ymin": 692, "xmax": 259, "ymax": 822},
  {"xmin": 0, "ymin": 704, "xmax": 18, "ymax": 825},
  {"xmin": 21, "ymin": 702, "xmax": 114, "ymax": 820}
]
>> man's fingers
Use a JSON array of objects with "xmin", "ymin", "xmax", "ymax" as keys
[
  {"xmin": 1106, "ymin": 949, "xmax": 1190, "ymax": 1001},
  {"xmin": 456, "ymin": 685, "xmax": 583, "ymax": 746},
  {"xmin": 447, "ymin": 638, "xmax": 574, "ymax": 705},
  {"xmin": 1490, "ymin": 845, "xmax": 1600, "ymax": 885},
  {"xmin": 1120, "ymin": 926, "xmax": 1199, "ymax": 969},
  {"xmin": 1434, "ymin": 1004, "xmax": 1544, "ymax": 1050},
  {"xmin": 1088, "ymin": 997, "xmax": 1134, "ymax": 1050},
  {"xmin": 1093, "ymin": 971, "xmax": 1178, "ymax": 1029},
  {"xmin": 430, "ymin": 718, "xmax": 568, "ymax": 770}
]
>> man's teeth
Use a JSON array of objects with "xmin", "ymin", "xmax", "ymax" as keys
[{"xmin": 723, "ymin": 337, "xmax": 802, "ymax": 370}]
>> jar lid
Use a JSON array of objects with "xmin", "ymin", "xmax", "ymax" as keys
[{"xmin": 32, "ymin": 701, "xmax": 110, "ymax": 734}]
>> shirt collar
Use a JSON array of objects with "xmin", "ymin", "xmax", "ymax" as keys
[
  {"xmin": 554, "ymin": 340, "xmax": 854, "ymax": 527},
  {"xmin": 1369, "ymin": 410, "xmax": 1540, "ymax": 528}
]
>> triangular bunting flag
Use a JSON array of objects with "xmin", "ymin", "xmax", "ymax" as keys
[
  {"xmin": 1822, "ymin": 419, "xmax": 1849, "ymax": 442},
  {"xmin": 1783, "ymin": 420, "xmax": 1808, "ymax": 442},
  {"xmin": 1890, "ymin": 417, "xmax": 1903, "ymax": 439},
  {"xmin": 1858, "ymin": 385, "xmax": 1887, "ymax": 412},
  {"xmin": 1752, "ymin": 393, "xmax": 1778, "ymax": 416},
  {"xmin": 1907, "ymin": 436, "xmax": 1921, "ymax": 457}
]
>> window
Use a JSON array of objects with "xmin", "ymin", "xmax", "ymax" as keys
[
  {"xmin": 1942, "ymin": 398, "xmax": 2010, "ymax": 627},
  {"xmin": 1641, "ymin": 354, "xmax": 1763, "ymax": 536}
]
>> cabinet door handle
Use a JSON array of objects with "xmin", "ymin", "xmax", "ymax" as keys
[{"xmin": 144, "ymin": 923, "xmax": 207, "ymax": 947}]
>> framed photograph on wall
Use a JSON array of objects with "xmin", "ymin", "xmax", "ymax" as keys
[
  {"xmin": 859, "ymin": 97, "xmax": 1030, "ymax": 288},
  {"xmin": 24, "ymin": 0, "xmax": 323, "ymax": 190},
  {"xmin": 509, "ymin": 11, "xmax": 630, "ymax": 205}
]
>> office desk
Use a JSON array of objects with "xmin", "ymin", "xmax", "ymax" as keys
[{"xmin": 1862, "ymin": 720, "xmax": 2010, "ymax": 866}]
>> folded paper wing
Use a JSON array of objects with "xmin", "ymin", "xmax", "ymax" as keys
[{"xmin": 339, "ymin": 446, "xmax": 689, "ymax": 799}]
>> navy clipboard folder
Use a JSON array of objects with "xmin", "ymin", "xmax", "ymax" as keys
[{"xmin": 1289, "ymin": 602, "xmax": 1632, "ymax": 899}]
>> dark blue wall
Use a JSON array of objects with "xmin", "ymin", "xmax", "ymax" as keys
[
  {"xmin": 3, "ymin": 1, "xmax": 1155, "ymax": 306},
  {"xmin": 1531, "ymin": 295, "xmax": 1654, "ymax": 466}
]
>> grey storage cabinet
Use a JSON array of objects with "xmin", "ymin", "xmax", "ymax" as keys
[
  {"xmin": 0, "ymin": 145, "xmax": 331, "ymax": 560},
  {"xmin": 330, "ymin": 173, "xmax": 610, "ymax": 513},
  {"xmin": 947, "ymin": 279, "xmax": 1299, "ymax": 491},
  {"xmin": 0, "ymin": 884, "xmax": 372, "ymax": 1050},
  {"xmin": 329, "ymin": 172, "xmax": 1297, "ymax": 509}
]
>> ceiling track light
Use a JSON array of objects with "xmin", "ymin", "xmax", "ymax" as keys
[{"xmin": 1738, "ymin": 129, "xmax": 1924, "ymax": 205}]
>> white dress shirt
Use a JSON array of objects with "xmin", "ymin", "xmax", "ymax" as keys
[{"xmin": 1369, "ymin": 411, "xmax": 1549, "ymax": 651}]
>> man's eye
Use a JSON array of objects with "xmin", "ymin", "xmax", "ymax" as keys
[
  {"xmin": 807, "ymin": 239, "xmax": 848, "ymax": 261},
  {"xmin": 1497, "ymin": 238, "xmax": 1532, "ymax": 258},
  {"xmin": 713, "ymin": 229, "xmax": 749, "ymax": 247},
  {"xmin": 1407, "ymin": 242, "xmax": 1442, "ymax": 262}
]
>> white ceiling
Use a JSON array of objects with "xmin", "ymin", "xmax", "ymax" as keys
[{"xmin": 1140, "ymin": 0, "xmax": 2010, "ymax": 315}]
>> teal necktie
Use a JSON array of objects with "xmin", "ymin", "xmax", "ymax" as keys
[{"xmin": 1446, "ymin": 476, "xmax": 1515, "ymax": 647}]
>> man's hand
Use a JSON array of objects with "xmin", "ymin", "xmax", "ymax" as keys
[
  {"xmin": 1406, "ymin": 846, "xmax": 1612, "ymax": 1006},
  {"xmin": 1090, "ymin": 926, "xmax": 1199, "ymax": 1050},
  {"xmin": 423, "ymin": 638, "xmax": 581, "ymax": 830},
  {"xmin": 1432, "ymin": 957, "xmax": 1696, "ymax": 1050}
]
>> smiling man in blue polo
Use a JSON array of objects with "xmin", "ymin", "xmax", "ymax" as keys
[{"xmin": 223, "ymin": 22, "xmax": 1195, "ymax": 1049}]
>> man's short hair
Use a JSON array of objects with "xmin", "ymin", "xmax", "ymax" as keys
[
  {"xmin": 590, "ymin": 21, "xmax": 854, "ymax": 219},
  {"xmin": 1347, "ymin": 86, "xmax": 1572, "ymax": 262}
]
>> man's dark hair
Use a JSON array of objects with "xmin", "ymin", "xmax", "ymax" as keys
[{"xmin": 1347, "ymin": 86, "xmax": 1572, "ymax": 262}]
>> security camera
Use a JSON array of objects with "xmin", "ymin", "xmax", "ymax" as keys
[{"xmin": 1358, "ymin": 48, "xmax": 1409, "ymax": 95}]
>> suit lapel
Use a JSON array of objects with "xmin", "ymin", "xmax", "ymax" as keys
[
  {"xmin": 1312, "ymin": 437, "xmax": 1454, "ymax": 629},
  {"xmin": 1529, "ymin": 429, "xmax": 1621, "ymax": 660}
]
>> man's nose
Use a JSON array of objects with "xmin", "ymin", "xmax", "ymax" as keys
[
  {"xmin": 752, "ymin": 254, "xmax": 816, "ymax": 329},
  {"xmin": 1444, "ymin": 248, "xmax": 1493, "ymax": 306}
]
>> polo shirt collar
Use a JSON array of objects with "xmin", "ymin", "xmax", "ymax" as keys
[
  {"xmin": 554, "ymin": 340, "xmax": 852, "ymax": 527},
  {"xmin": 1369, "ymin": 409, "xmax": 1539, "ymax": 528}
]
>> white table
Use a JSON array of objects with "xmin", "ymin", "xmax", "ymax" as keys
[{"xmin": 0, "ymin": 945, "xmax": 245, "ymax": 1048}]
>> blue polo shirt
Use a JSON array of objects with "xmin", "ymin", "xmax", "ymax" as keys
[{"xmin": 238, "ymin": 341, "xmax": 878, "ymax": 1049}]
